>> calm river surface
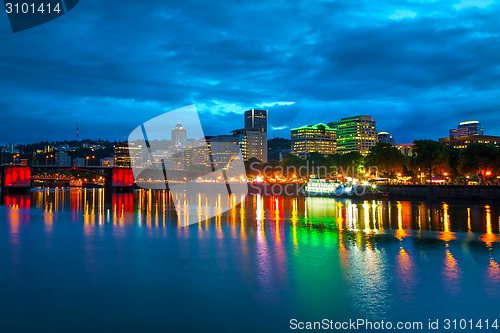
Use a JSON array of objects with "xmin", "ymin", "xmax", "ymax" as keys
[{"xmin": 1, "ymin": 189, "xmax": 500, "ymax": 332}]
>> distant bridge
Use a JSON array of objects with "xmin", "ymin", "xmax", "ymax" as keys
[
  {"xmin": 1, "ymin": 165, "xmax": 216, "ymax": 195},
  {"xmin": 0, "ymin": 165, "xmax": 134, "ymax": 193}
]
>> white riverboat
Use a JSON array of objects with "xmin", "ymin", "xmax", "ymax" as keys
[
  {"xmin": 302, "ymin": 178, "xmax": 386, "ymax": 198},
  {"xmin": 304, "ymin": 178, "xmax": 344, "ymax": 195}
]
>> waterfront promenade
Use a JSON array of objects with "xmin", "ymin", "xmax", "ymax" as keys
[{"xmin": 248, "ymin": 183, "xmax": 500, "ymax": 200}]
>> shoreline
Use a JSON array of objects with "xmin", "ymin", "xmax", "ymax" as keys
[
  {"xmin": 248, "ymin": 183, "xmax": 500, "ymax": 200},
  {"xmin": 2, "ymin": 183, "xmax": 500, "ymax": 201}
]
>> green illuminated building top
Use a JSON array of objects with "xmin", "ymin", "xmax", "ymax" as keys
[
  {"xmin": 291, "ymin": 123, "xmax": 337, "ymax": 158},
  {"xmin": 328, "ymin": 115, "xmax": 377, "ymax": 156}
]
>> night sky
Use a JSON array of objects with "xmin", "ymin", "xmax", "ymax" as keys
[{"xmin": 0, "ymin": 0, "xmax": 499, "ymax": 144}]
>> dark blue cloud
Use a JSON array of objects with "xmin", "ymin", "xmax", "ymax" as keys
[{"xmin": 0, "ymin": 0, "xmax": 499, "ymax": 144}]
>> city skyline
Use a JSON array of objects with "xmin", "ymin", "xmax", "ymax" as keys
[
  {"xmin": 0, "ymin": 0, "xmax": 499, "ymax": 145},
  {"xmin": 0, "ymin": 112, "xmax": 491, "ymax": 148},
  {"xmin": 2, "ymin": 2, "xmax": 500, "ymax": 332},
  {"xmin": 0, "ymin": 104, "xmax": 496, "ymax": 146}
]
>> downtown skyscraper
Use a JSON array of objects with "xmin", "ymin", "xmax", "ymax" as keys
[
  {"xmin": 291, "ymin": 123, "xmax": 337, "ymax": 158},
  {"xmin": 328, "ymin": 115, "xmax": 377, "ymax": 156},
  {"xmin": 241, "ymin": 109, "xmax": 268, "ymax": 162}
]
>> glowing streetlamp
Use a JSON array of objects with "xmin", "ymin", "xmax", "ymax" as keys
[{"xmin": 485, "ymin": 171, "xmax": 492, "ymax": 185}]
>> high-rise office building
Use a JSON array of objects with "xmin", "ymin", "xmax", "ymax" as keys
[
  {"xmin": 328, "ymin": 115, "xmax": 377, "ymax": 156},
  {"xmin": 114, "ymin": 143, "xmax": 129, "ymax": 167},
  {"xmin": 191, "ymin": 138, "xmax": 213, "ymax": 169},
  {"xmin": 207, "ymin": 135, "xmax": 242, "ymax": 169},
  {"xmin": 241, "ymin": 109, "xmax": 268, "ymax": 162},
  {"xmin": 377, "ymin": 132, "xmax": 396, "ymax": 145},
  {"xmin": 171, "ymin": 121, "xmax": 187, "ymax": 146},
  {"xmin": 232, "ymin": 128, "xmax": 266, "ymax": 162},
  {"xmin": 449, "ymin": 121, "xmax": 483, "ymax": 138},
  {"xmin": 245, "ymin": 109, "xmax": 268, "ymax": 132},
  {"xmin": 439, "ymin": 135, "xmax": 500, "ymax": 149},
  {"xmin": 291, "ymin": 123, "xmax": 337, "ymax": 158},
  {"xmin": 244, "ymin": 130, "xmax": 266, "ymax": 162},
  {"xmin": 114, "ymin": 143, "xmax": 142, "ymax": 167}
]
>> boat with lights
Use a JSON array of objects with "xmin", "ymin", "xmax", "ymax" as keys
[{"xmin": 302, "ymin": 178, "xmax": 387, "ymax": 198}]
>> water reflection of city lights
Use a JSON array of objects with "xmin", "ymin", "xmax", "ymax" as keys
[
  {"xmin": 439, "ymin": 203, "xmax": 456, "ymax": 242},
  {"xmin": 480, "ymin": 205, "xmax": 498, "ymax": 247},
  {"xmin": 395, "ymin": 202, "xmax": 407, "ymax": 240},
  {"xmin": 2, "ymin": 189, "xmax": 500, "ymax": 294},
  {"xmin": 443, "ymin": 248, "xmax": 461, "ymax": 293}
]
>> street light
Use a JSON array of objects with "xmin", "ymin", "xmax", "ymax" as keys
[
  {"xmin": 485, "ymin": 171, "xmax": 492, "ymax": 185},
  {"xmin": 85, "ymin": 156, "xmax": 90, "ymax": 166}
]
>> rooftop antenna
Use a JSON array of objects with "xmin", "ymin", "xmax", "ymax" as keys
[{"xmin": 76, "ymin": 121, "xmax": 79, "ymax": 140}]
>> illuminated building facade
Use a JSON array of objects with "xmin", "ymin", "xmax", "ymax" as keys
[
  {"xmin": 171, "ymin": 121, "xmax": 187, "ymax": 146},
  {"xmin": 449, "ymin": 121, "xmax": 483, "ymax": 138},
  {"xmin": 100, "ymin": 157, "xmax": 114, "ymax": 167},
  {"xmin": 171, "ymin": 148, "xmax": 194, "ymax": 169},
  {"xmin": 114, "ymin": 143, "xmax": 142, "ymax": 167},
  {"xmin": 245, "ymin": 130, "xmax": 266, "ymax": 162},
  {"xmin": 231, "ymin": 129, "xmax": 266, "ymax": 162},
  {"xmin": 245, "ymin": 109, "xmax": 268, "ymax": 132},
  {"xmin": 438, "ymin": 135, "xmax": 500, "ymax": 149},
  {"xmin": 191, "ymin": 145, "xmax": 212, "ymax": 169},
  {"xmin": 243, "ymin": 109, "xmax": 268, "ymax": 162},
  {"xmin": 290, "ymin": 123, "xmax": 337, "ymax": 158},
  {"xmin": 207, "ymin": 135, "xmax": 242, "ymax": 169},
  {"xmin": 377, "ymin": 131, "xmax": 396, "ymax": 145},
  {"xmin": 55, "ymin": 151, "xmax": 71, "ymax": 166},
  {"xmin": 396, "ymin": 143, "xmax": 414, "ymax": 157},
  {"xmin": 182, "ymin": 135, "xmax": 244, "ymax": 170},
  {"xmin": 328, "ymin": 115, "xmax": 377, "ymax": 156}
]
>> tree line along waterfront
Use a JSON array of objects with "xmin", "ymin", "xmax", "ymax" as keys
[{"xmin": 249, "ymin": 139, "xmax": 500, "ymax": 185}]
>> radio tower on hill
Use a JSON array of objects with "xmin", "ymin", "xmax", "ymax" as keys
[{"xmin": 77, "ymin": 121, "xmax": 79, "ymax": 140}]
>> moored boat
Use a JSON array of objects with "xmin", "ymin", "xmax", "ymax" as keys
[{"xmin": 301, "ymin": 178, "xmax": 388, "ymax": 198}]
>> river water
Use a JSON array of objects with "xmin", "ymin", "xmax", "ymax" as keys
[{"xmin": 1, "ymin": 189, "xmax": 499, "ymax": 332}]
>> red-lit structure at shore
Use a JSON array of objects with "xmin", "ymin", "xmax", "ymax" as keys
[{"xmin": 0, "ymin": 165, "xmax": 134, "ymax": 194}]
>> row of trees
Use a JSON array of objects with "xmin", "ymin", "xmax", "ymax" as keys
[
  {"xmin": 372, "ymin": 140, "xmax": 500, "ymax": 183},
  {"xmin": 247, "ymin": 140, "xmax": 500, "ymax": 183}
]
